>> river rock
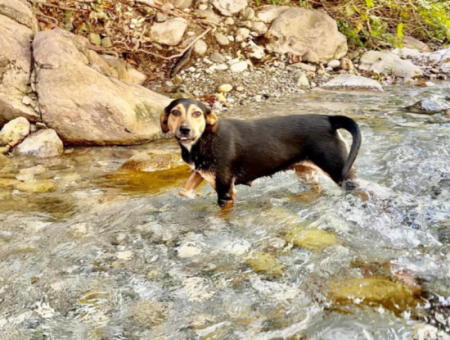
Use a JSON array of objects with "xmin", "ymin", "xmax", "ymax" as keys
[
  {"xmin": 0, "ymin": 6, "xmax": 40, "ymax": 126},
  {"xmin": 291, "ymin": 63, "xmax": 316, "ymax": 72},
  {"xmin": 215, "ymin": 32, "xmax": 230, "ymax": 46},
  {"xmin": 286, "ymin": 227, "xmax": 337, "ymax": 251},
  {"xmin": 193, "ymin": 40, "xmax": 207, "ymax": 56},
  {"xmin": 251, "ymin": 21, "xmax": 268, "ymax": 37},
  {"xmin": 119, "ymin": 150, "xmax": 183, "ymax": 172},
  {"xmin": 99, "ymin": 55, "xmax": 147, "ymax": 85},
  {"xmin": 247, "ymin": 252, "xmax": 284, "ymax": 277},
  {"xmin": 0, "ymin": 0, "xmax": 39, "ymax": 32},
  {"xmin": 239, "ymin": 7, "xmax": 254, "ymax": 20},
  {"xmin": 0, "ymin": 177, "xmax": 20, "ymax": 188},
  {"xmin": 154, "ymin": 12, "xmax": 167, "ymax": 23},
  {"xmin": 235, "ymin": 28, "xmax": 250, "ymax": 42},
  {"xmin": 405, "ymin": 99, "xmax": 450, "ymax": 114},
  {"xmin": 321, "ymin": 75, "xmax": 383, "ymax": 92},
  {"xmin": 411, "ymin": 324, "xmax": 450, "ymax": 340},
  {"xmin": 15, "ymin": 180, "xmax": 55, "ymax": 193},
  {"xmin": 88, "ymin": 33, "xmax": 101, "ymax": 46},
  {"xmin": 328, "ymin": 276, "xmax": 419, "ymax": 312},
  {"xmin": 265, "ymin": 8, "xmax": 347, "ymax": 62},
  {"xmin": 33, "ymin": 29, "xmax": 170, "ymax": 145},
  {"xmin": 194, "ymin": 9, "xmax": 221, "ymax": 25},
  {"xmin": 246, "ymin": 45, "xmax": 265, "ymax": 60},
  {"xmin": 359, "ymin": 51, "xmax": 423, "ymax": 78},
  {"xmin": 230, "ymin": 61, "xmax": 248, "ymax": 73},
  {"xmin": 177, "ymin": 244, "xmax": 202, "ymax": 258},
  {"xmin": 402, "ymin": 36, "xmax": 431, "ymax": 52},
  {"xmin": 293, "ymin": 71, "xmax": 310, "ymax": 90},
  {"xmin": 150, "ymin": 18, "xmax": 188, "ymax": 46},
  {"xmin": 0, "ymin": 117, "xmax": 30, "ymax": 146},
  {"xmin": 441, "ymin": 61, "xmax": 450, "ymax": 74},
  {"xmin": 391, "ymin": 47, "xmax": 422, "ymax": 59},
  {"xmin": 340, "ymin": 58, "xmax": 356, "ymax": 73},
  {"xmin": 209, "ymin": 52, "xmax": 226, "ymax": 63},
  {"xmin": 256, "ymin": 5, "xmax": 290, "ymax": 23},
  {"xmin": 327, "ymin": 59, "xmax": 341, "ymax": 69},
  {"xmin": 211, "ymin": 0, "xmax": 247, "ymax": 16},
  {"xmin": 169, "ymin": 0, "xmax": 193, "ymax": 9},
  {"xmin": 218, "ymin": 84, "xmax": 233, "ymax": 93},
  {"xmin": 15, "ymin": 129, "xmax": 63, "ymax": 157}
]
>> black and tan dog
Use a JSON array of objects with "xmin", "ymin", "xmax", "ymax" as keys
[{"xmin": 161, "ymin": 98, "xmax": 362, "ymax": 207}]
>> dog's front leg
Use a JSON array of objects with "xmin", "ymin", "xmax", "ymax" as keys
[
  {"xmin": 179, "ymin": 171, "xmax": 204, "ymax": 199},
  {"xmin": 216, "ymin": 175, "xmax": 236, "ymax": 208}
]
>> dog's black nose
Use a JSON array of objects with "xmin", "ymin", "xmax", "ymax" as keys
[{"xmin": 180, "ymin": 125, "xmax": 190, "ymax": 134}]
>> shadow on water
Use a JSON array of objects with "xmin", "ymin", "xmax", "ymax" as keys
[{"xmin": 1, "ymin": 83, "xmax": 450, "ymax": 339}]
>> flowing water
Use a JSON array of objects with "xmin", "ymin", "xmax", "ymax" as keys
[{"xmin": 1, "ymin": 83, "xmax": 450, "ymax": 340}]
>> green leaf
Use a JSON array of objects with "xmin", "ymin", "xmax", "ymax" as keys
[
  {"xmin": 365, "ymin": 0, "xmax": 374, "ymax": 9},
  {"xmin": 345, "ymin": 5, "xmax": 355, "ymax": 16},
  {"xmin": 397, "ymin": 23, "xmax": 404, "ymax": 39}
]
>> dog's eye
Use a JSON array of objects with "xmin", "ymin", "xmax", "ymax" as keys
[
  {"xmin": 193, "ymin": 111, "xmax": 202, "ymax": 118},
  {"xmin": 171, "ymin": 110, "xmax": 181, "ymax": 117}
]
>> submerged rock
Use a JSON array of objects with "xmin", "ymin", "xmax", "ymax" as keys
[
  {"xmin": 15, "ymin": 129, "xmax": 64, "ymax": 157},
  {"xmin": 286, "ymin": 227, "xmax": 337, "ymax": 251},
  {"xmin": 247, "ymin": 252, "xmax": 284, "ymax": 277},
  {"xmin": 119, "ymin": 150, "xmax": 183, "ymax": 172},
  {"xmin": 405, "ymin": 99, "xmax": 450, "ymax": 114},
  {"xmin": 328, "ymin": 276, "xmax": 420, "ymax": 312},
  {"xmin": 0, "ymin": 177, "xmax": 21, "ymax": 188},
  {"xmin": 15, "ymin": 180, "xmax": 55, "ymax": 193}
]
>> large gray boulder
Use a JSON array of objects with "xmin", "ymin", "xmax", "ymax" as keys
[
  {"xmin": 33, "ymin": 29, "xmax": 171, "ymax": 146},
  {"xmin": 0, "ymin": 0, "xmax": 40, "ymax": 126},
  {"xmin": 265, "ymin": 8, "xmax": 347, "ymax": 62},
  {"xmin": 359, "ymin": 51, "xmax": 423, "ymax": 78},
  {"xmin": 212, "ymin": 0, "xmax": 247, "ymax": 16},
  {"xmin": 256, "ymin": 6, "xmax": 290, "ymax": 23}
]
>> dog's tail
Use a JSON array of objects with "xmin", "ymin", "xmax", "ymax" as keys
[{"xmin": 329, "ymin": 115, "xmax": 362, "ymax": 181}]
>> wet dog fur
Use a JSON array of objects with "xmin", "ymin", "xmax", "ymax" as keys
[{"xmin": 161, "ymin": 98, "xmax": 362, "ymax": 207}]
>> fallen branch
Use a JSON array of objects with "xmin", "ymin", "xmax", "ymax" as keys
[{"xmin": 126, "ymin": 27, "xmax": 211, "ymax": 60}]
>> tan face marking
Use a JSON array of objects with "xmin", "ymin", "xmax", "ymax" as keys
[{"xmin": 167, "ymin": 104, "xmax": 206, "ymax": 149}]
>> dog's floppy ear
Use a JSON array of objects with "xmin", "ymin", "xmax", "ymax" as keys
[
  {"xmin": 205, "ymin": 109, "xmax": 219, "ymax": 132},
  {"xmin": 160, "ymin": 106, "xmax": 170, "ymax": 133}
]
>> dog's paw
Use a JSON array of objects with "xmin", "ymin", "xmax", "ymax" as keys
[{"xmin": 179, "ymin": 188, "xmax": 199, "ymax": 199}]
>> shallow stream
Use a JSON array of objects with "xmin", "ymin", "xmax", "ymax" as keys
[{"xmin": 1, "ymin": 83, "xmax": 450, "ymax": 339}]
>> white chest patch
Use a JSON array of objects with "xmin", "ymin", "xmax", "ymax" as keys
[{"xmin": 197, "ymin": 170, "xmax": 216, "ymax": 189}]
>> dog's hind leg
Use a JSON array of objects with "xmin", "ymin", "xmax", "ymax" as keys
[
  {"xmin": 180, "ymin": 171, "xmax": 205, "ymax": 199},
  {"xmin": 293, "ymin": 162, "xmax": 321, "ymax": 193}
]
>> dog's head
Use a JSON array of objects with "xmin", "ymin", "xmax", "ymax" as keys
[{"xmin": 161, "ymin": 99, "xmax": 218, "ymax": 148}]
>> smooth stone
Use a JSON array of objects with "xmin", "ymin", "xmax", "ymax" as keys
[
  {"xmin": 0, "ymin": 117, "xmax": 30, "ymax": 146},
  {"xmin": 15, "ymin": 180, "xmax": 55, "ymax": 193},
  {"xmin": 230, "ymin": 61, "xmax": 248, "ymax": 73},
  {"xmin": 286, "ymin": 227, "xmax": 337, "ymax": 251},
  {"xmin": 218, "ymin": 84, "xmax": 233, "ymax": 93},
  {"xmin": 328, "ymin": 276, "xmax": 419, "ymax": 312},
  {"xmin": 247, "ymin": 252, "xmax": 284, "ymax": 277},
  {"xmin": 321, "ymin": 75, "xmax": 383, "ymax": 92},
  {"xmin": 15, "ymin": 129, "xmax": 64, "ymax": 157}
]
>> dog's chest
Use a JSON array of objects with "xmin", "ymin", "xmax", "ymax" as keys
[{"xmin": 184, "ymin": 160, "xmax": 216, "ymax": 189}]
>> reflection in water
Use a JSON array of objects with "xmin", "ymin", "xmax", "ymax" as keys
[{"xmin": 1, "ymin": 83, "xmax": 450, "ymax": 339}]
